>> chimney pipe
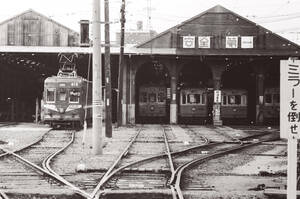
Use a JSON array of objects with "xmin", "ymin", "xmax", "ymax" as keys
[{"xmin": 79, "ymin": 20, "xmax": 90, "ymax": 47}]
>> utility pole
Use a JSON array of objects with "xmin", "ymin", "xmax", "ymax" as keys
[
  {"xmin": 104, "ymin": 0, "xmax": 112, "ymax": 137},
  {"xmin": 92, "ymin": 0, "xmax": 103, "ymax": 155},
  {"xmin": 117, "ymin": 0, "xmax": 125, "ymax": 127}
]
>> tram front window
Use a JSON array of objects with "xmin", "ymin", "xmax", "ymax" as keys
[
  {"xmin": 188, "ymin": 94, "xmax": 200, "ymax": 104},
  {"xmin": 46, "ymin": 88, "xmax": 55, "ymax": 103},
  {"xmin": 140, "ymin": 92, "xmax": 147, "ymax": 103},
  {"xmin": 59, "ymin": 90, "xmax": 67, "ymax": 101},
  {"xmin": 70, "ymin": 89, "xmax": 80, "ymax": 103},
  {"xmin": 149, "ymin": 93, "xmax": 156, "ymax": 103},
  {"xmin": 157, "ymin": 92, "xmax": 165, "ymax": 102}
]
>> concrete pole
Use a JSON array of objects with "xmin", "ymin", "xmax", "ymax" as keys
[
  {"xmin": 287, "ymin": 137, "xmax": 297, "ymax": 199},
  {"xmin": 92, "ymin": 0, "xmax": 103, "ymax": 155}
]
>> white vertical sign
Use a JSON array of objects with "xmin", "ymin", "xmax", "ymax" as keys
[
  {"xmin": 280, "ymin": 59, "xmax": 300, "ymax": 139},
  {"xmin": 214, "ymin": 90, "xmax": 221, "ymax": 103},
  {"xmin": 280, "ymin": 59, "xmax": 300, "ymax": 199},
  {"xmin": 183, "ymin": 36, "xmax": 195, "ymax": 48}
]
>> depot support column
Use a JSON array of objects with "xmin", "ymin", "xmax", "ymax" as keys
[
  {"xmin": 170, "ymin": 75, "xmax": 177, "ymax": 124},
  {"xmin": 92, "ymin": 0, "xmax": 103, "ymax": 155},
  {"xmin": 255, "ymin": 70, "xmax": 265, "ymax": 125},
  {"xmin": 211, "ymin": 65, "xmax": 225, "ymax": 126},
  {"xmin": 122, "ymin": 59, "xmax": 127, "ymax": 125},
  {"xmin": 128, "ymin": 65, "xmax": 136, "ymax": 124}
]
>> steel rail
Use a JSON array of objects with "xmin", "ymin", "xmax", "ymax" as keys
[
  {"xmin": 90, "ymin": 127, "xmax": 273, "ymax": 199},
  {"xmin": 92, "ymin": 139, "xmax": 213, "ymax": 196},
  {"xmin": 42, "ymin": 131, "xmax": 92, "ymax": 198},
  {"xmin": 0, "ymin": 129, "xmax": 52, "ymax": 158},
  {"xmin": 168, "ymin": 141, "xmax": 222, "ymax": 185},
  {"xmin": 91, "ymin": 127, "xmax": 143, "ymax": 198},
  {"xmin": 162, "ymin": 126, "xmax": 175, "ymax": 173},
  {"xmin": 0, "ymin": 190, "xmax": 9, "ymax": 199},
  {"xmin": 162, "ymin": 126, "xmax": 179, "ymax": 199},
  {"xmin": 91, "ymin": 135, "xmax": 216, "ymax": 198},
  {"xmin": 0, "ymin": 141, "xmax": 91, "ymax": 199},
  {"xmin": 42, "ymin": 130, "xmax": 75, "ymax": 172},
  {"xmin": 172, "ymin": 138, "xmax": 275, "ymax": 199}
]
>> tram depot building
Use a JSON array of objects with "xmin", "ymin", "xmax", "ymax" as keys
[{"xmin": 0, "ymin": 5, "xmax": 299, "ymax": 126}]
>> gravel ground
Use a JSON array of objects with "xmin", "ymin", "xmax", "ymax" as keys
[
  {"xmin": 0, "ymin": 123, "xmax": 285, "ymax": 198},
  {"xmin": 52, "ymin": 125, "xmax": 138, "ymax": 173},
  {"xmin": 0, "ymin": 123, "xmax": 50, "ymax": 151},
  {"xmin": 182, "ymin": 131, "xmax": 286, "ymax": 199}
]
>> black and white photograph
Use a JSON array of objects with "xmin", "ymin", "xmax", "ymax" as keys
[{"xmin": 0, "ymin": 0, "xmax": 299, "ymax": 198}]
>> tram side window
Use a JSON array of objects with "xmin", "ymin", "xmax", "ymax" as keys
[
  {"xmin": 265, "ymin": 94, "xmax": 272, "ymax": 104},
  {"xmin": 149, "ymin": 93, "xmax": 156, "ymax": 103},
  {"xmin": 242, "ymin": 95, "xmax": 247, "ymax": 105},
  {"xmin": 70, "ymin": 89, "xmax": 80, "ymax": 103},
  {"xmin": 222, "ymin": 95, "xmax": 227, "ymax": 105},
  {"xmin": 58, "ymin": 90, "xmax": 67, "ymax": 101},
  {"xmin": 195, "ymin": 94, "xmax": 200, "ymax": 104},
  {"xmin": 202, "ymin": 94, "xmax": 206, "ymax": 105},
  {"xmin": 228, "ymin": 95, "xmax": 241, "ymax": 105},
  {"xmin": 229, "ymin": 95, "xmax": 235, "ymax": 104},
  {"xmin": 182, "ymin": 94, "xmax": 186, "ymax": 104},
  {"xmin": 46, "ymin": 88, "xmax": 55, "ymax": 103},
  {"xmin": 235, "ymin": 95, "xmax": 241, "ymax": 105},
  {"xmin": 273, "ymin": 94, "xmax": 280, "ymax": 104}
]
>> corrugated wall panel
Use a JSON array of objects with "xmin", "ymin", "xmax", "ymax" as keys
[
  {"xmin": 0, "ymin": 10, "xmax": 79, "ymax": 46},
  {"xmin": 0, "ymin": 24, "xmax": 8, "ymax": 45},
  {"xmin": 46, "ymin": 20, "xmax": 54, "ymax": 46},
  {"xmin": 60, "ymin": 28, "xmax": 68, "ymax": 46},
  {"xmin": 15, "ymin": 19, "xmax": 23, "ymax": 45}
]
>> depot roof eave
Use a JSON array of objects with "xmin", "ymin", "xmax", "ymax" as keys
[
  {"xmin": 0, "ymin": 45, "xmax": 298, "ymax": 57},
  {"xmin": 0, "ymin": 45, "xmax": 176, "ymax": 55}
]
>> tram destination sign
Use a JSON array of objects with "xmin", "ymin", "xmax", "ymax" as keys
[
  {"xmin": 280, "ymin": 59, "xmax": 300, "ymax": 139},
  {"xmin": 214, "ymin": 90, "xmax": 221, "ymax": 103}
]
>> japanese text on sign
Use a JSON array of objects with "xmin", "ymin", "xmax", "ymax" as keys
[{"xmin": 280, "ymin": 59, "xmax": 300, "ymax": 139}]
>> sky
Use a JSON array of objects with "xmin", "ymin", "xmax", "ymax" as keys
[{"xmin": 0, "ymin": 0, "xmax": 300, "ymax": 44}]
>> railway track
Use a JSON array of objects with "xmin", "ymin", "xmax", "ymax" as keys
[
  {"xmin": 89, "ymin": 125, "xmax": 179, "ymax": 198},
  {"xmin": 15, "ymin": 130, "xmax": 73, "ymax": 167},
  {"xmin": 0, "ymin": 125, "xmax": 280, "ymax": 199},
  {"xmin": 0, "ymin": 129, "xmax": 90, "ymax": 198},
  {"xmin": 89, "ymin": 125, "xmax": 218, "ymax": 199},
  {"xmin": 88, "ymin": 125, "xmax": 278, "ymax": 199},
  {"xmin": 169, "ymin": 131, "xmax": 279, "ymax": 198},
  {"xmin": 39, "ymin": 125, "xmax": 176, "ymax": 197}
]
